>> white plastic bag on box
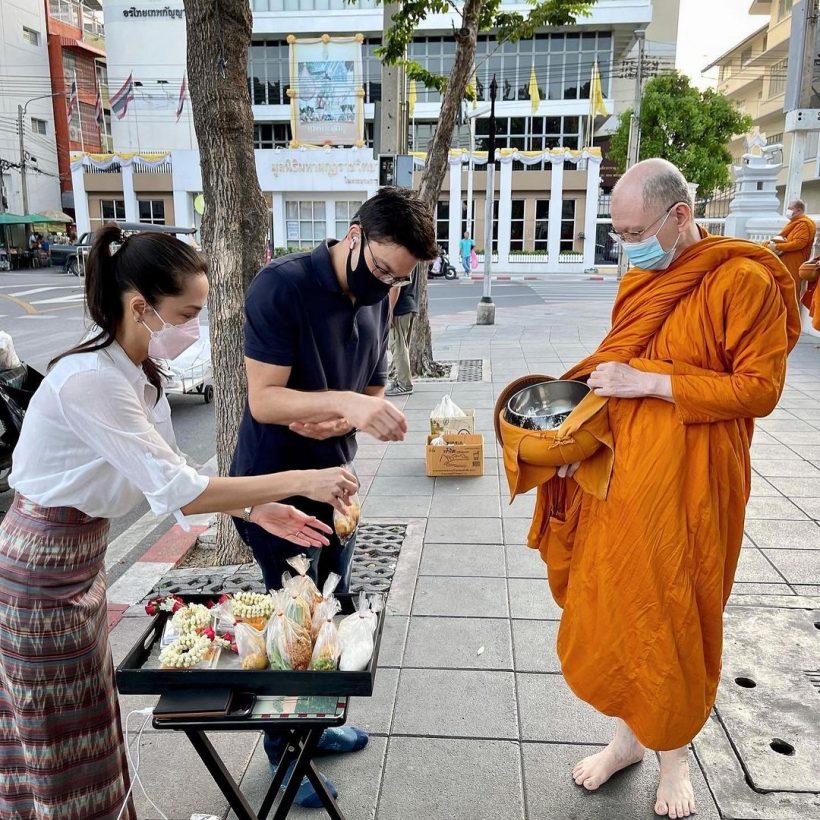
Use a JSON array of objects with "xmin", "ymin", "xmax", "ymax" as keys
[{"xmin": 430, "ymin": 395, "xmax": 466, "ymax": 420}]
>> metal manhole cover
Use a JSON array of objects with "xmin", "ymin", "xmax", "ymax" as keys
[
  {"xmin": 150, "ymin": 523, "xmax": 408, "ymax": 599},
  {"xmin": 415, "ymin": 359, "xmax": 484, "ymax": 383},
  {"xmin": 717, "ymin": 607, "xmax": 820, "ymax": 793}
]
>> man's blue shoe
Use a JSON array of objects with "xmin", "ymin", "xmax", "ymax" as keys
[
  {"xmin": 274, "ymin": 761, "xmax": 339, "ymax": 809},
  {"xmin": 314, "ymin": 725, "xmax": 369, "ymax": 756}
]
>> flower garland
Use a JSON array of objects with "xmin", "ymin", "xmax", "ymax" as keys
[{"xmin": 159, "ymin": 633, "xmax": 213, "ymax": 669}]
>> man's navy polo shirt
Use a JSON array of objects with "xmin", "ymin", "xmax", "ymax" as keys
[{"xmin": 230, "ymin": 241, "xmax": 389, "ymax": 479}]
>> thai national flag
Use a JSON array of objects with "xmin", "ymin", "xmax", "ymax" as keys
[
  {"xmin": 66, "ymin": 78, "xmax": 78, "ymax": 119},
  {"xmin": 94, "ymin": 84, "xmax": 103, "ymax": 128},
  {"xmin": 111, "ymin": 73, "xmax": 135, "ymax": 120},
  {"xmin": 176, "ymin": 74, "xmax": 187, "ymax": 122}
]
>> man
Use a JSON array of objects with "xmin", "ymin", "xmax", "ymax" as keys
[
  {"xmin": 767, "ymin": 198, "xmax": 816, "ymax": 297},
  {"xmin": 231, "ymin": 187, "xmax": 437, "ymax": 807},
  {"xmin": 459, "ymin": 230, "xmax": 475, "ymax": 277},
  {"xmin": 503, "ymin": 159, "xmax": 799, "ymax": 819},
  {"xmin": 386, "ymin": 271, "xmax": 418, "ymax": 396}
]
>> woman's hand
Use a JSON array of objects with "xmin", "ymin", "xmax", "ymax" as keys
[
  {"xmin": 249, "ymin": 503, "xmax": 333, "ymax": 548},
  {"xmin": 302, "ymin": 466, "xmax": 359, "ymax": 513},
  {"xmin": 289, "ymin": 418, "xmax": 354, "ymax": 440}
]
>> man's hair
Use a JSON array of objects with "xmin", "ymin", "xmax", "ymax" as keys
[
  {"xmin": 641, "ymin": 165, "xmax": 692, "ymax": 213},
  {"xmin": 792, "ymin": 198, "xmax": 806, "ymax": 211},
  {"xmin": 353, "ymin": 187, "xmax": 438, "ymax": 260}
]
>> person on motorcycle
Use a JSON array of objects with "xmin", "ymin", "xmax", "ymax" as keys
[{"xmin": 0, "ymin": 225, "xmax": 357, "ymax": 819}]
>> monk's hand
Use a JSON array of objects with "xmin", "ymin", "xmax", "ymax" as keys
[
  {"xmin": 588, "ymin": 362, "xmax": 657, "ymax": 399},
  {"xmin": 557, "ymin": 462, "xmax": 581, "ymax": 479}
]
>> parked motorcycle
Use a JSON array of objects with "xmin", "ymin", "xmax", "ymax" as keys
[
  {"xmin": 427, "ymin": 246, "xmax": 458, "ymax": 280},
  {"xmin": 0, "ymin": 363, "xmax": 43, "ymax": 493}
]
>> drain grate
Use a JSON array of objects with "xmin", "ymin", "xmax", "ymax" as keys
[
  {"xmin": 416, "ymin": 359, "xmax": 484, "ymax": 383},
  {"xmin": 149, "ymin": 523, "xmax": 408, "ymax": 599},
  {"xmin": 350, "ymin": 523, "xmax": 407, "ymax": 594}
]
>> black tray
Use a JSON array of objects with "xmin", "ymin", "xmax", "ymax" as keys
[{"xmin": 116, "ymin": 592, "xmax": 384, "ymax": 697}]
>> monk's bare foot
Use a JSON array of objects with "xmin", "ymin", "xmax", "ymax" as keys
[
  {"xmin": 655, "ymin": 747, "xmax": 697, "ymax": 818},
  {"xmin": 572, "ymin": 719, "xmax": 645, "ymax": 791}
]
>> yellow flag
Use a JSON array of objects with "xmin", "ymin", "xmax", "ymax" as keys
[
  {"xmin": 529, "ymin": 65, "xmax": 540, "ymax": 114},
  {"xmin": 408, "ymin": 79, "xmax": 417, "ymax": 119},
  {"xmin": 590, "ymin": 60, "xmax": 607, "ymax": 118}
]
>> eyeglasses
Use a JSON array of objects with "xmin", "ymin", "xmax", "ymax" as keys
[
  {"xmin": 361, "ymin": 230, "xmax": 412, "ymax": 288},
  {"xmin": 609, "ymin": 202, "xmax": 679, "ymax": 245}
]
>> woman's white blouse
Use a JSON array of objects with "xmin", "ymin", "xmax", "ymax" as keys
[{"xmin": 9, "ymin": 342, "xmax": 208, "ymax": 519}]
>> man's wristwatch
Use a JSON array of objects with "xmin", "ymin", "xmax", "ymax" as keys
[{"xmin": 242, "ymin": 506, "xmax": 254, "ymax": 523}]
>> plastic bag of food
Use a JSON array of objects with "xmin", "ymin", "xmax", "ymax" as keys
[
  {"xmin": 229, "ymin": 591, "xmax": 275, "ymax": 631},
  {"xmin": 281, "ymin": 573, "xmax": 312, "ymax": 629},
  {"xmin": 338, "ymin": 593, "xmax": 382, "ymax": 672},
  {"xmin": 285, "ymin": 554, "xmax": 321, "ymax": 608},
  {"xmin": 266, "ymin": 603, "xmax": 313, "ymax": 671},
  {"xmin": 311, "ymin": 573, "xmax": 341, "ymax": 639},
  {"xmin": 310, "ymin": 611, "xmax": 342, "ymax": 671},
  {"xmin": 235, "ymin": 622, "xmax": 269, "ymax": 670},
  {"xmin": 333, "ymin": 493, "xmax": 361, "ymax": 545},
  {"xmin": 337, "ymin": 592, "xmax": 379, "ymax": 643}
]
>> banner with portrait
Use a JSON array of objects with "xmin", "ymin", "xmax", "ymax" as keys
[{"xmin": 287, "ymin": 34, "xmax": 365, "ymax": 147}]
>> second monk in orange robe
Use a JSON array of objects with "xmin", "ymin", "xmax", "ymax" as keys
[
  {"xmin": 524, "ymin": 159, "xmax": 799, "ymax": 819},
  {"xmin": 768, "ymin": 199, "xmax": 816, "ymax": 298}
]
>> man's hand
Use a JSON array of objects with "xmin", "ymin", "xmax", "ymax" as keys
[
  {"xmin": 339, "ymin": 393, "xmax": 407, "ymax": 441},
  {"xmin": 588, "ymin": 362, "xmax": 670, "ymax": 399},
  {"xmin": 557, "ymin": 462, "xmax": 581, "ymax": 479},
  {"xmin": 289, "ymin": 418, "xmax": 354, "ymax": 440}
]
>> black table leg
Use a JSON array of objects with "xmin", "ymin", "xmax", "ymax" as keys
[{"xmin": 185, "ymin": 729, "xmax": 258, "ymax": 820}]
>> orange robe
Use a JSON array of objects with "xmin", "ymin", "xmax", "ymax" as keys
[
  {"xmin": 773, "ymin": 214, "xmax": 816, "ymax": 296},
  {"xmin": 524, "ymin": 236, "xmax": 800, "ymax": 751}
]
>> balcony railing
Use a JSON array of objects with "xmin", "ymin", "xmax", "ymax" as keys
[{"xmin": 49, "ymin": 0, "xmax": 105, "ymax": 39}]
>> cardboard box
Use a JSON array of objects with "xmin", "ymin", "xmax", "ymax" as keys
[
  {"xmin": 429, "ymin": 409, "xmax": 476, "ymax": 437},
  {"xmin": 425, "ymin": 433, "xmax": 484, "ymax": 477}
]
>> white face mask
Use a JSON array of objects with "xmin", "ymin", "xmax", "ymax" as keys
[
  {"xmin": 786, "ymin": 209, "xmax": 795, "ymax": 219},
  {"xmin": 142, "ymin": 305, "xmax": 200, "ymax": 360}
]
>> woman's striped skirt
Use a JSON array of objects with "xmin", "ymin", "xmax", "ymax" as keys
[{"xmin": 0, "ymin": 495, "xmax": 135, "ymax": 820}]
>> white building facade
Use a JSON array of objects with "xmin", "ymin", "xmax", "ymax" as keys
[
  {"xmin": 0, "ymin": 0, "xmax": 62, "ymax": 216},
  {"xmin": 73, "ymin": 0, "xmax": 679, "ymax": 273}
]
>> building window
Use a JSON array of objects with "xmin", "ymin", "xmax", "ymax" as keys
[
  {"xmin": 254, "ymin": 123, "xmax": 290, "ymax": 148},
  {"xmin": 510, "ymin": 200, "xmax": 525, "ymax": 251},
  {"xmin": 435, "ymin": 201, "xmax": 449, "ymax": 252},
  {"xmin": 533, "ymin": 200, "xmax": 576, "ymax": 252},
  {"xmin": 31, "ymin": 118, "xmax": 47, "ymax": 136},
  {"xmin": 741, "ymin": 47, "xmax": 752, "ymax": 67},
  {"xmin": 138, "ymin": 200, "xmax": 166, "ymax": 225},
  {"xmin": 769, "ymin": 58, "xmax": 788, "ymax": 97},
  {"xmin": 22, "ymin": 27, "xmax": 40, "ymax": 46},
  {"xmin": 335, "ymin": 200, "xmax": 362, "ymax": 237},
  {"xmin": 285, "ymin": 200, "xmax": 326, "ymax": 248},
  {"xmin": 767, "ymin": 132, "xmax": 784, "ymax": 145},
  {"xmin": 777, "ymin": 0, "xmax": 793, "ymax": 21},
  {"xmin": 96, "ymin": 199, "xmax": 126, "ymax": 226}
]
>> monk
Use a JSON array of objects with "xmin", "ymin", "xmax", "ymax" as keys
[
  {"xmin": 767, "ymin": 198, "xmax": 816, "ymax": 297},
  {"xmin": 525, "ymin": 159, "xmax": 799, "ymax": 818}
]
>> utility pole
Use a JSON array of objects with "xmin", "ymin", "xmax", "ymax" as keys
[
  {"xmin": 626, "ymin": 30, "xmax": 646, "ymax": 172},
  {"xmin": 379, "ymin": 2, "xmax": 403, "ymax": 155},
  {"xmin": 18, "ymin": 105, "xmax": 28, "ymax": 215},
  {"xmin": 476, "ymin": 75, "xmax": 497, "ymax": 326},
  {"xmin": 784, "ymin": 0, "xmax": 818, "ymax": 209}
]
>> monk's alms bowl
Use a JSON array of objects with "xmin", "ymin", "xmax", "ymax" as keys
[{"xmin": 504, "ymin": 379, "xmax": 590, "ymax": 432}]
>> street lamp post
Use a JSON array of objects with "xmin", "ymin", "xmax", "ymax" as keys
[
  {"xmin": 476, "ymin": 74, "xmax": 497, "ymax": 326},
  {"xmin": 18, "ymin": 93, "xmax": 65, "ymax": 214}
]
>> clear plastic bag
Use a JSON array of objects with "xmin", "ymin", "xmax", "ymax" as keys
[
  {"xmin": 310, "ymin": 612, "xmax": 342, "ymax": 671},
  {"xmin": 338, "ymin": 593, "xmax": 382, "ymax": 672},
  {"xmin": 333, "ymin": 493, "xmax": 361, "ymax": 545},
  {"xmin": 266, "ymin": 597, "xmax": 313, "ymax": 671},
  {"xmin": 311, "ymin": 573, "xmax": 341, "ymax": 640},
  {"xmin": 285, "ymin": 554, "xmax": 321, "ymax": 608},
  {"xmin": 281, "ymin": 573, "xmax": 312, "ymax": 629},
  {"xmin": 430, "ymin": 395, "xmax": 467, "ymax": 421},
  {"xmin": 235, "ymin": 622, "xmax": 269, "ymax": 670}
]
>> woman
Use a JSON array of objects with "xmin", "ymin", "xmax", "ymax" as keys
[{"xmin": 0, "ymin": 225, "xmax": 358, "ymax": 820}]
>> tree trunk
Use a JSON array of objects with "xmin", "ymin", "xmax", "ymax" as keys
[
  {"xmin": 410, "ymin": 0, "xmax": 483, "ymax": 377},
  {"xmin": 184, "ymin": 0, "xmax": 267, "ymax": 565}
]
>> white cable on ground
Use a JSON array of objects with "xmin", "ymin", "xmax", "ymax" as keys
[{"xmin": 118, "ymin": 707, "xmax": 169, "ymax": 820}]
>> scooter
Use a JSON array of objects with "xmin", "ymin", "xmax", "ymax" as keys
[
  {"xmin": 0, "ymin": 363, "xmax": 43, "ymax": 493},
  {"xmin": 427, "ymin": 246, "xmax": 458, "ymax": 280}
]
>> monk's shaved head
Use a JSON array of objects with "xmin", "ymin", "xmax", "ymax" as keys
[
  {"xmin": 613, "ymin": 158, "xmax": 693, "ymax": 213},
  {"xmin": 788, "ymin": 199, "xmax": 806, "ymax": 214}
]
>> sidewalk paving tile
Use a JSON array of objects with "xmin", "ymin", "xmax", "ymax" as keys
[
  {"xmin": 512, "ymin": 620, "xmax": 561, "ymax": 673},
  {"xmin": 753, "ymin": 459, "xmax": 820, "ymax": 478},
  {"xmin": 419, "ymin": 542, "xmax": 506, "ymax": 577},
  {"xmin": 378, "ymin": 614, "xmax": 409, "ymax": 668},
  {"xmin": 517, "ymin": 673, "xmax": 612, "ymax": 744},
  {"xmin": 346, "ymin": 667, "xmax": 399, "ymax": 735},
  {"xmin": 793, "ymin": 497, "xmax": 820, "ymax": 519},
  {"xmin": 730, "ymin": 582, "xmax": 795, "ymax": 597},
  {"xmin": 432, "ymin": 475, "xmax": 501, "ymax": 496},
  {"xmin": 403, "ymin": 616, "xmax": 513, "ymax": 670},
  {"xmin": 745, "ymin": 496, "xmax": 809, "ymax": 520},
  {"xmin": 429, "ymin": 494, "xmax": 501, "ymax": 518},
  {"xmin": 522, "ymin": 743, "xmax": 720, "ymax": 820},
  {"xmin": 412, "ymin": 576, "xmax": 509, "ymax": 618},
  {"xmin": 734, "ymin": 547, "xmax": 785, "ymax": 583},
  {"xmin": 392, "ymin": 669, "xmax": 518, "ymax": 739},
  {"xmin": 761, "ymin": 549, "xmax": 820, "ymax": 584},
  {"xmin": 750, "ymin": 474, "xmax": 783, "ymax": 497},
  {"xmin": 503, "ymin": 517, "xmax": 532, "ymax": 545},
  {"xmin": 745, "ymin": 519, "xmax": 820, "ymax": 549},
  {"xmin": 751, "ymin": 444, "xmax": 803, "ymax": 459},
  {"xmin": 361, "ymin": 496, "xmax": 432, "ymax": 518},
  {"xmin": 423, "ymin": 517, "xmax": 503, "ymax": 544},
  {"xmin": 374, "ymin": 458, "xmax": 428, "ymax": 476},
  {"xmin": 506, "ymin": 545, "xmax": 547, "ymax": 579},
  {"xmin": 368, "ymin": 476, "xmax": 434, "ymax": 496},
  {"xmin": 377, "ymin": 737, "xmax": 524, "ymax": 820},
  {"xmin": 509, "ymin": 578, "xmax": 563, "ymax": 620}
]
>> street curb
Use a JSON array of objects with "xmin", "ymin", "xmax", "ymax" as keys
[{"xmin": 106, "ymin": 523, "xmax": 207, "ymax": 630}]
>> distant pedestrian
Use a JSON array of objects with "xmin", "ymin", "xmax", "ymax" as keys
[
  {"xmin": 459, "ymin": 230, "xmax": 475, "ymax": 276},
  {"xmin": 387, "ymin": 271, "xmax": 418, "ymax": 396}
]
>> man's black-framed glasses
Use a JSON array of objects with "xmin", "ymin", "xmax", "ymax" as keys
[{"xmin": 361, "ymin": 229, "xmax": 413, "ymax": 288}]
